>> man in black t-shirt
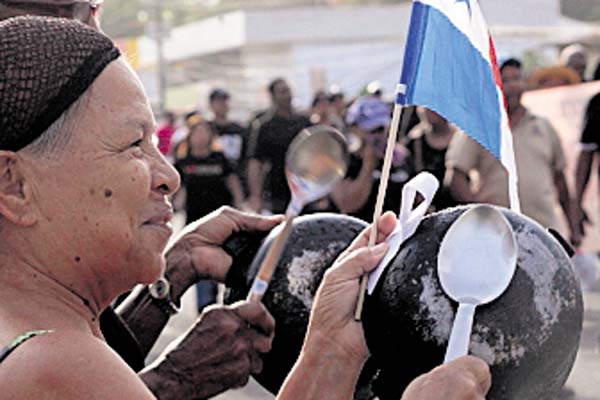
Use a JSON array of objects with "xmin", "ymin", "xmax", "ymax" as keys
[
  {"xmin": 574, "ymin": 92, "xmax": 600, "ymax": 238},
  {"xmin": 246, "ymin": 78, "xmax": 311, "ymax": 213},
  {"xmin": 207, "ymin": 89, "xmax": 247, "ymax": 170}
]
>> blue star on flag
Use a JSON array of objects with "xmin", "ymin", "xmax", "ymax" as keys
[{"xmin": 455, "ymin": 0, "xmax": 471, "ymax": 16}]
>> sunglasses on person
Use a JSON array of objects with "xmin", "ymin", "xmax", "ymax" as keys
[{"xmin": 1, "ymin": 0, "xmax": 103, "ymax": 23}]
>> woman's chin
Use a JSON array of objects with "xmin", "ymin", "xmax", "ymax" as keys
[{"xmin": 137, "ymin": 257, "xmax": 166, "ymax": 285}]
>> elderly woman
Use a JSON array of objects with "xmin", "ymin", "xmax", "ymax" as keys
[{"xmin": 0, "ymin": 16, "xmax": 490, "ymax": 400}]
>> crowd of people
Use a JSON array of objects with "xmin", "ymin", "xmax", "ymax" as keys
[
  {"xmin": 0, "ymin": 1, "xmax": 598, "ymax": 400},
  {"xmin": 161, "ymin": 50, "xmax": 598, "ymax": 253}
]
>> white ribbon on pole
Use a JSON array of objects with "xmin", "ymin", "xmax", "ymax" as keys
[{"xmin": 367, "ymin": 171, "xmax": 440, "ymax": 294}]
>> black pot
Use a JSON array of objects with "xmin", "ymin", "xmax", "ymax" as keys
[
  {"xmin": 224, "ymin": 212, "xmax": 367, "ymax": 395},
  {"xmin": 363, "ymin": 205, "xmax": 583, "ymax": 400}
]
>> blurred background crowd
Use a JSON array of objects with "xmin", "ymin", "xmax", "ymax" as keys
[{"xmin": 156, "ymin": 46, "xmax": 600, "ymax": 310}]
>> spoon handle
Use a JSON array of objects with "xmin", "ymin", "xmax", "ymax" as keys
[
  {"xmin": 444, "ymin": 303, "xmax": 477, "ymax": 363},
  {"xmin": 247, "ymin": 214, "xmax": 294, "ymax": 302}
]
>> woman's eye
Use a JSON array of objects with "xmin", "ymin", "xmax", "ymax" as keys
[{"xmin": 131, "ymin": 139, "xmax": 143, "ymax": 147}]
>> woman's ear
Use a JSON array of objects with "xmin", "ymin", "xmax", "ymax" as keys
[{"xmin": 0, "ymin": 151, "xmax": 36, "ymax": 227}]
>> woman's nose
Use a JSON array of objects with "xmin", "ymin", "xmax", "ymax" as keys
[{"xmin": 152, "ymin": 155, "xmax": 180, "ymax": 196}]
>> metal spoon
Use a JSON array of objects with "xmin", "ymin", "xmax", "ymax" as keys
[
  {"xmin": 247, "ymin": 125, "xmax": 349, "ymax": 301},
  {"xmin": 438, "ymin": 205, "xmax": 518, "ymax": 362}
]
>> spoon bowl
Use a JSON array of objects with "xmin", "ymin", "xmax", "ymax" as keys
[
  {"xmin": 285, "ymin": 125, "xmax": 349, "ymax": 211},
  {"xmin": 247, "ymin": 125, "xmax": 348, "ymax": 301},
  {"xmin": 437, "ymin": 204, "xmax": 517, "ymax": 362}
]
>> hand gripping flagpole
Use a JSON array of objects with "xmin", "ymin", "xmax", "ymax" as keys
[{"xmin": 354, "ymin": 84, "xmax": 406, "ymax": 321}]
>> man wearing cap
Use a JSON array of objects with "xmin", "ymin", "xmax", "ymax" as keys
[
  {"xmin": 246, "ymin": 78, "xmax": 311, "ymax": 214},
  {"xmin": 208, "ymin": 88, "xmax": 248, "ymax": 185},
  {"xmin": 331, "ymin": 95, "xmax": 410, "ymax": 222}
]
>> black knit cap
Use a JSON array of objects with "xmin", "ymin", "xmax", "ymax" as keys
[{"xmin": 0, "ymin": 16, "xmax": 120, "ymax": 151}]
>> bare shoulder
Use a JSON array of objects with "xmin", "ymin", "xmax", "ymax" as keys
[{"xmin": 0, "ymin": 329, "xmax": 154, "ymax": 399}]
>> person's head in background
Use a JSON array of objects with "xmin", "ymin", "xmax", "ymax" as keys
[
  {"xmin": 0, "ymin": 0, "xmax": 102, "ymax": 29},
  {"xmin": 268, "ymin": 77, "xmax": 292, "ymax": 117},
  {"xmin": 560, "ymin": 43, "xmax": 587, "ymax": 82},
  {"xmin": 327, "ymin": 85, "xmax": 345, "ymax": 117},
  {"xmin": 161, "ymin": 110, "xmax": 176, "ymax": 127},
  {"xmin": 500, "ymin": 58, "xmax": 525, "ymax": 115},
  {"xmin": 208, "ymin": 88, "xmax": 230, "ymax": 122},
  {"xmin": 345, "ymin": 96, "xmax": 391, "ymax": 159},
  {"xmin": 310, "ymin": 90, "xmax": 329, "ymax": 124},
  {"xmin": 419, "ymin": 108, "xmax": 451, "ymax": 133},
  {"xmin": 366, "ymin": 80, "xmax": 383, "ymax": 98},
  {"xmin": 528, "ymin": 65, "xmax": 580, "ymax": 90},
  {"xmin": 186, "ymin": 120, "xmax": 216, "ymax": 157}
]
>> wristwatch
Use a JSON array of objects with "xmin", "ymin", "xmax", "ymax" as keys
[{"xmin": 148, "ymin": 276, "xmax": 180, "ymax": 316}]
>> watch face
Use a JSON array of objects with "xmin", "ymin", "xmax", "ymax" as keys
[{"xmin": 149, "ymin": 278, "xmax": 169, "ymax": 299}]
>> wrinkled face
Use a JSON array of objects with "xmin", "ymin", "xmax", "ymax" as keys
[
  {"xmin": 24, "ymin": 59, "xmax": 180, "ymax": 289},
  {"xmin": 501, "ymin": 65, "xmax": 524, "ymax": 111}
]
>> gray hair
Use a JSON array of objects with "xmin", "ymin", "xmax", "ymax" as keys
[{"xmin": 23, "ymin": 90, "xmax": 90, "ymax": 157}]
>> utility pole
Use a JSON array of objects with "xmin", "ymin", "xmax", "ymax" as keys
[{"xmin": 155, "ymin": 0, "xmax": 167, "ymax": 115}]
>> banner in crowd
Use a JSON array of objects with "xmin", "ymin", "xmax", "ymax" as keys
[{"xmin": 522, "ymin": 81, "xmax": 600, "ymax": 252}]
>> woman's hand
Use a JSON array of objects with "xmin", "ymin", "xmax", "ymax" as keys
[{"xmin": 304, "ymin": 211, "xmax": 396, "ymax": 363}]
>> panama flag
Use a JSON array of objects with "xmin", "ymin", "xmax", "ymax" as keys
[{"xmin": 396, "ymin": 0, "xmax": 520, "ymax": 211}]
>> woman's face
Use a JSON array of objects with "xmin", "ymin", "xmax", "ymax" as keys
[
  {"xmin": 189, "ymin": 123, "xmax": 213, "ymax": 150},
  {"xmin": 23, "ymin": 59, "xmax": 180, "ymax": 292}
]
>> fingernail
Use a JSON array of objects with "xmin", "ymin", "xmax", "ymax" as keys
[{"xmin": 371, "ymin": 242, "xmax": 388, "ymax": 256}]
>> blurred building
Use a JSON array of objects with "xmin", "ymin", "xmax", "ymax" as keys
[{"xmin": 119, "ymin": 0, "xmax": 600, "ymax": 117}]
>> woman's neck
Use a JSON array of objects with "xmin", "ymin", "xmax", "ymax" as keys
[
  {"xmin": 0, "ymin": 255, "xmax": 103, "ymax": 339},
  {"xmin": 190, "ymin": 146, "xmax": 211, "ymax": 157}
]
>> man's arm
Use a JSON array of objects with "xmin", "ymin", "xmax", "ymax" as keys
[
  {"xmin": 330, "ymin": 148, "xmax": 376, "ymax": 213},
  {"xmin": 575, "ymin": 149, "xmax": 594, "ymax": 206},
  {"xmin": 247, "ymin": 158, "xmax": 265, "ymax": 212},
  {"xmin": 140, "ymin": 301, "xmax": 275, "ymax": 400},
  {"xmin": 554, "ymin": 170, "xmax": 580, "ymax": 246},
  {"xmin": 572, "ymin": 150, "xmax": 595, "ymax": 239}
]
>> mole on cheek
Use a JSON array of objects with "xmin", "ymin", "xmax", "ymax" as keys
[
  {"xmin": 74, "ymin": 256, "xmax": 81, "ymax": 263},
  {"xmin": 104, "ymin": 189, "xmax": 113, "ymax": 198}
]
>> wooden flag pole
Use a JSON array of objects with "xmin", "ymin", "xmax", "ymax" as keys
[{"xmin": 354, "ymin": 101, "xmax": 404, "ymax": 321}]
